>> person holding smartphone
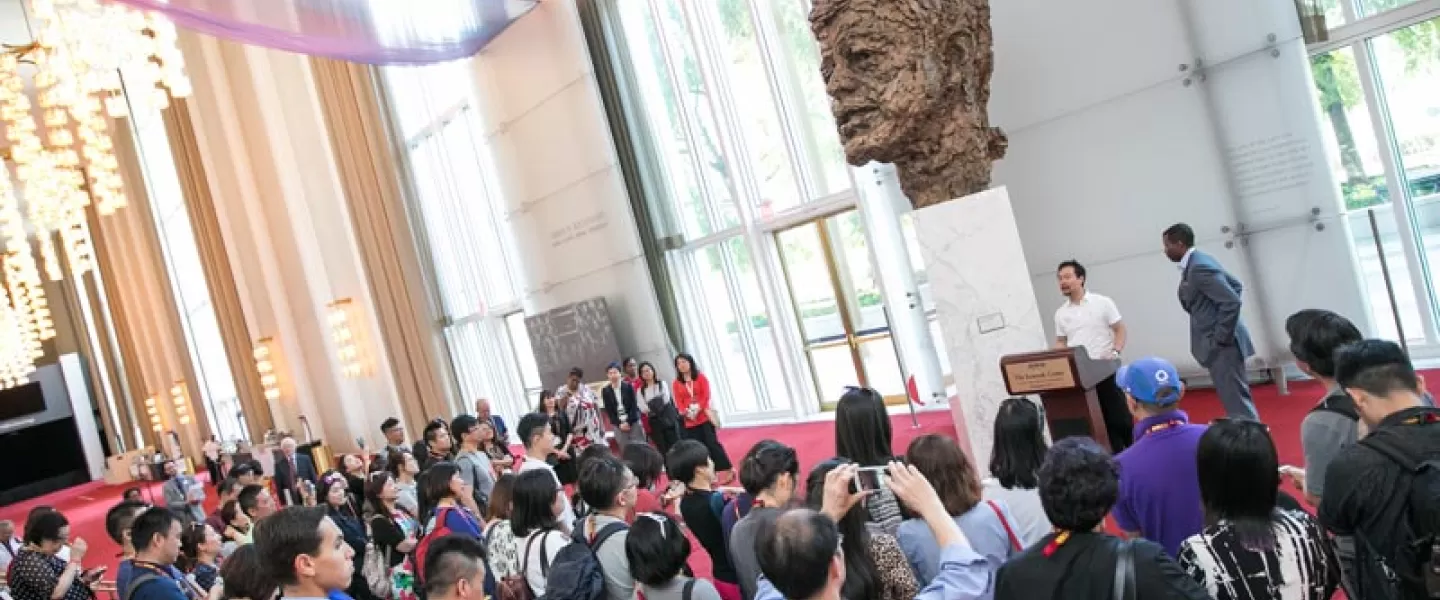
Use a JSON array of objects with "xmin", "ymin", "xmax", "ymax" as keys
[{"xmin": 8, "ymin": 511, "xmax": 100, "ymax": 600}]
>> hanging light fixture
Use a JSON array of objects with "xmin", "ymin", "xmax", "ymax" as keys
[
  {"xmin": 171, "ymin": 380, "xmax": 189, "ymax": 425},
  {"xmin": 0, "ymin": 0, "xmax": 188, "ymax": 365},
  {"xmin": 253, "ymin": 337, "xmax": 281, "ymax": 401},
  {"xmin": 327, "ymin": 299, "xmax": 364, "ymax": 378}
]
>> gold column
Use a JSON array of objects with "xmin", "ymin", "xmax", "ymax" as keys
[
  {"xmin": 309, "ymin": 57, "xmax": 452, "ymax": 433},
  {"xmin": 101, "ymin": 120, "xmax": 212, "ymax": 452},
  {"xmin": 162, "ymin": 100, "xmax": 274, "ymax": 441}
]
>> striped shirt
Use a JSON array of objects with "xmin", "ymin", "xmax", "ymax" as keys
[{"xmin": 1176, "ymin": 509, "xmax": 1339, "ymax": 600}]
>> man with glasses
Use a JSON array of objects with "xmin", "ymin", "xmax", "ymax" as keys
[{"xmin": 575, "ymin": 454, "xmax": 638, "ymax": 600}]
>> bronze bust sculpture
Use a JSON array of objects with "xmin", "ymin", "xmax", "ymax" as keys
[{"xmin": 811, "ymin": 0, "xmax": 1007, "ymax": 208}]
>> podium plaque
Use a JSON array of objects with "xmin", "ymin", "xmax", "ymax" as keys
[{"xmin": 999, "ymin": 348, "xmax": 1120, "ymax": 451}]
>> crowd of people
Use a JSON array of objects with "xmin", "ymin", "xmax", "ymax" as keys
[{"xmin": 1, "ymin": 318, "xmax": 1438, "ymax": 600}]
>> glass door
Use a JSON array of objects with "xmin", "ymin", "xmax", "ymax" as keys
[{"xmin": 776, "ymin": 210, "xmax": 906, "ymax": 408}]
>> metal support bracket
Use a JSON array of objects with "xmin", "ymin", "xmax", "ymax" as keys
[{"xmin": 1221, "ymin": 206, "xmax": 1325, "ymax": 248}]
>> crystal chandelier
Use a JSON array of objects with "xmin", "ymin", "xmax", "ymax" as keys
[{"xmin": 0, "ymin": 0, "xmax": 191, "ymax": 386}]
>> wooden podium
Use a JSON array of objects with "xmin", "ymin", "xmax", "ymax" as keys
[{"xmin": 999, "ymin": 348, "xmax": 1120, "ymax": 451}]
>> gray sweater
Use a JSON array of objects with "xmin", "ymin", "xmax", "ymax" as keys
[
  {"xmin": 727, "ymin": 507, "xmax": 783, "ymax": 600},
  {"xmin": 456, "ymin": 448, "xmax": 496, "ymax": 500}
]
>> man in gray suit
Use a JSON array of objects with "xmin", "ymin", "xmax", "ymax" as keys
[
  {"xmin": 161, "ymin": 460, "xmax": 207, "ymax": 523},
  {"xmin": 1163, "ymin": 223, "xmax": 1259, "ymax": 420}
]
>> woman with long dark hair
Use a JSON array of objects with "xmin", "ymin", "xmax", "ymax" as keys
[
  {"xmin": 834, "ymin": 386, "xmax": 901, "ymax": 532},
  {"xmin": 537, "ymin": 389, "xmax": 577, "ymax": 485},
  {"xmin": 901, "ymin": 434, "xmax": 1020, "ymax": 586},
  {"xmin": 482, "ymin": 474, "xmax": 522, "ymax": 584},
  {"xmin": 637, "ymin": 361, "xmax": 682, "ymax": 457},
  {"xmin": 176, "ymin": 523, "xmax": 221, "ymax": 592},
  {"xmin": 365, "ymin": 472, "xmax": 419, "ymax": 571},
  {"xmin": 319, "ymin": 470, "xmax": 375, "ymax": 600},
  {"xmin": 513, "ymin": 470, "xmax": 571, "ymax": 596},
  {"xmin": 984, "ymin": 397, "xmax": 1052, "ymax": 546},
  {"xmin": 671, "ymin": 353, "xmax": 733, "ymax": 482},
  {"xmin": 1176, "ymin": 420, "xmax": 1338, "ymax": 600},
  {"xmin": 806, "ymin": 459, "xmax": 918, "ymax": 600}
]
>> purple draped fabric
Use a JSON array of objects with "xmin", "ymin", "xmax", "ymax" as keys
[{"xmin": 103, "ymin": 0, "xmax": 539, "ymax": 65}]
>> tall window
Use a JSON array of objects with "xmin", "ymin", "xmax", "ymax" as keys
[
  {"xmin": 126, "ymin": 92, "xmax": 246, "ymax": 442},
  {"xmin": 609, "ymin": 0, "xmax": 936, "ymax": 420},
  {"xmin": 1309, "ymin": 1, "xmax": 1440, "ymax": 346},
  {"xmin": 381, "ymin": 61, "xmax": 538, "ymax": 423}
]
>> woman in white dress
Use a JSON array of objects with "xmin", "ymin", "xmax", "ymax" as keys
[{"xmin": 558, "ymin": 367, "xmax": 606, "ymax": 450}]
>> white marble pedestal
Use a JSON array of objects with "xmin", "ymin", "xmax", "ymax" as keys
[{"xmin": 913, "ymin": 186, "xmax": 1048, "ymax": 469}]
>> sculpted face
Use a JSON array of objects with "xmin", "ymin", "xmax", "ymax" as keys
[
  {"xmin": 812, "ymin": 0, "xmax": 1007, "ymax": 207},
  {"xmin": 814, "ymin": 0, "xmax": 928, "ymax": 164}
]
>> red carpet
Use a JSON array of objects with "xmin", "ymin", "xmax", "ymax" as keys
[{"xmin": 1, "ymin": 371, "xmax": 1424, "ymax": 580}]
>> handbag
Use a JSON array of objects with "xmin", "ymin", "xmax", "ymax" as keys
[
  {"xmin": 985, "ymin": 500, "xmax": 1023, "ymax": 551},
  {"xmin": 496, "ymin": 532, "xmax": 539, "ymax": 600},
  {"xmin": 1111, "ymin": 539, "xmax": 1135, "ymax": 600},
  {"xmin": 363, "ymin": 520, "xmax": 394, "ymax": 599}
]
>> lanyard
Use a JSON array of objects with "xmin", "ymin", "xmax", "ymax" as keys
[
  {"xmin": 1140, "ymin": 419, "xmax": 1187, "ymax": 439},
  {"xmin": 1042, "ymin": 530, "xmax": 1071, "ymax": 557},
  {"xmin": 1400, "ymin": 412, "xmax": 1440, "ymax": 425}
]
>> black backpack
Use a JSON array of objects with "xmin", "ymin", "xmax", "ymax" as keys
[
  {"xmin": 1357, "ymin": 424, "xmax": 1440, "ymax": 599},
  {"xmin": 539, "ymin": 521, "xmax": 626, "ymax": 600},
  {"xmin": 1311, "ymin": 391, "xmax": 1361, "ymax": 422}
]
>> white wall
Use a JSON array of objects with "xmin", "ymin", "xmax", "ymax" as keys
[
  {"xmin": 989, "ymin": 0, "xmax": 1370, "ymax": 373},
  {"xmin": 472, "ymin": 1, "xmax": 672, "ymax": 374}
]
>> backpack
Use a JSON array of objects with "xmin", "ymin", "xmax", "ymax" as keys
[
  {"xmin": 1357, "ymin": 424, "xmax": 1440, "ymax": 599},
  {"xmin": 123, "ymin": 573, "xmax": 162, "ymax": 600},
  {"xmin": 394, "ymin": 507, "xmax": 466, "ymax": 600},
  {"xmin": 1311, "ymin": 391, "xmax": 1361, "ymax": 422},
  {"xmin": 539, "ymin": 521, "xmax": 627, "ymax": 600}
]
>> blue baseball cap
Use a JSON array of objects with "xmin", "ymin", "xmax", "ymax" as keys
[{"xmin": 1116, "ymin": 357, "xmax": 1183, "ymax": 405}]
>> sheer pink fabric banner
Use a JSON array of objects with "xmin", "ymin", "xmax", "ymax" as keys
[{"xmin": 104, "ymin": 0, "xmax": 538, "ymax": 65}]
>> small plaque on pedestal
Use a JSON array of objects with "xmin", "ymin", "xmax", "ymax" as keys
[{"xmin": 1002, "ymin": 355, "xmax": 1078, "ymax": 394}]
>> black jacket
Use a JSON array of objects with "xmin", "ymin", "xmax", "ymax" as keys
[
  {"xmin": 601, "ymin": 381, "xmax": 642, "ymax": 426},
  {"xmin": 996, "ymin": 531, "xmax": 1207, "ymax": 600},
  {"xmin": 273, "ymin": 452, "xmax": 317, "ymax": 506}
]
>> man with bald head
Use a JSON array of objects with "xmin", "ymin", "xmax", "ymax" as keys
[
  {"xmin": 754, "ymin": 463, "xmax": 988, "ymax": 600},
  {"xmin": 810, "ymin": 0, "xmax": 1007, "ymax": 208},
  {"xmin": 475, "ymin": 398, "xmax": 509, "ymax": 444},
  {"xmin": 273, "ymin": 436, "xmax": 317, "ymax": 506}
]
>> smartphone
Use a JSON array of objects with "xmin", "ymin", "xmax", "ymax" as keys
[{"xmin": 853, "ymin": 466, "xmax": 886, "ymax": 493}]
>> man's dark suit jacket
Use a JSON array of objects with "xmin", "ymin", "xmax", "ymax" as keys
[
  {"xmin": 601, "ymin": 381, "xmax": 642, "ymax": 427},
  {"xmin": 273, "ymin": 451, "xmax": 317, "ymax": 506}
]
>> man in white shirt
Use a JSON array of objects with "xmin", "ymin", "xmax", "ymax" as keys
[
  {"xmin": 1052, "ymin": 260, "xmax": 1133, "ymax": 451},
  {"xmin": 516, "ymin": 412, "xmax": 576, "ymax": 533}
]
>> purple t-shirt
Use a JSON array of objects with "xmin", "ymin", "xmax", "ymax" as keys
[{"xmin": 1112, "ymin": 409, "xmax": 1207, "ymax": 558}]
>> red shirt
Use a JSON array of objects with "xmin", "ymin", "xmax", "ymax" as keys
[
  {"xmin": 629, "ymin": 488, "xmax": 663, "ymax": 522},
  {"xmin": 672, "ymin": 374, "xmax": 711, "ymax": 428}
]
